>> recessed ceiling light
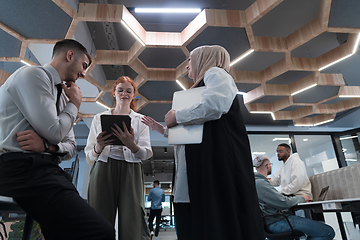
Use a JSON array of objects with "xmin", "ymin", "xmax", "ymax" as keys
[
  {"xmin": 253, "ymin": 152, "xmax": 266, "ymax": 154},
  {"xmin": 134, "ymin": 8, "xmax": 201, "ymax": 13},
  {"xmin": 346, "ymin": 159, "xmax": 358, "ymax": 162},
  {"xmin": 272, "ymin": 138, "xmax": 290, "ymax": 141}
]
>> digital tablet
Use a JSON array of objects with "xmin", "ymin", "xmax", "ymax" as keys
[{"xmin": 100, "ymin": 115, "xmax": 131, "ymax": 145}]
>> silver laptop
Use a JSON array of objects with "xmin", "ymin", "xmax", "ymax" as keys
[
  {"xmin": 167, "ymin": 87, "xmax": 205, "ymax": 145},
  {"xmin": 317, "ymin": 186, "xmax": 329, "ymax": 201}
]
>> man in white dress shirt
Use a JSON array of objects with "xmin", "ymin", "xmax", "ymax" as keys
[
  {"xmin": 0, "ymin": 39, "xmax": 114, "ymax": 239},
  {"xmin": 269, "ymin": 143, "xmax": 313, "ymax": 198}
]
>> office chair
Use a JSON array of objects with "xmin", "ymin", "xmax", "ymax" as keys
[{"xmin": 262, "ymin": 213, "xmax": 305, "ymax": 240}]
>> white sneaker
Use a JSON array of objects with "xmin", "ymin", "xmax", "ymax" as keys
[
  {"xmin": 150, "ymin": 231, "xmax": 155, "ymax": 240},
  {"xmin": 154, "ymin": 237, "xmax": 159, "ymax": 240}
]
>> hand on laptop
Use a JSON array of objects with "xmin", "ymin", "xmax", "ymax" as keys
[
  {"xmin": 165, "ymin": 109, "xmax": 178, "ymax": 128},
  {"xmin": 302, "ymin": 194, "xmax": 312, "ymax": 202}
]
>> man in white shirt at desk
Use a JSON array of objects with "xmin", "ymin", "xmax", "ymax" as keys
[
  {"xmin": 270, "ymin": 143, "xmax": 313, "ymax": 198},
  {"xmin": 254, "ymin": 155, "xmax": 335, "ymax": 239}
]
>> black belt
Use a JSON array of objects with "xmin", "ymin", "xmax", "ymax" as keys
[{"xmin": 0, "ymin": 152, "xmax": 60, "ymax": 164}]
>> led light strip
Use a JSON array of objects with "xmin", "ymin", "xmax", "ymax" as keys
[
  {"xmin": 339, "ymin": 95, "xmax": 360, "ymax": 98},
  {"xmin": 353, "ymin": 32, "xmax": 360, "ymax": 54},
  {"xmin": 176, "ymin": 80, "xmax": 187, "ymax": 90},
  {"xmin": 96, "ymin": 101, "xmax": 111, "ymax": 110},
  {"xmin": 319, "ymin": 32, "xmax": 360, "ymax": 71},
  {"xmin": 313, "ymin": 119, "xmax": 334, "ymax": 126},
  {"xmin": 121, "ymin": 20, "xmax": 145, "ymax": 46},
  {"xmin": 20, "ymin": 60, "xmax": 31, "ymax": 66},
  {"xmin": 291, "ymin": 84, "xmax": 317, "ymax": 96},
  {"xmin": 318, "ymin": 54, "xmax": 352, "ymax": 71},
  {"xmin": 339, "ymin": 135, "xmax": 357, "ymax": 140},
  {"xmin": 230, "ymin": 49, "xmax": 254, "ymax": 67},
  {"xmin": 294, "ymin": 123, "xmax": 314, "ymax": 127},
  {"xmin": 250, "ymin": 111, "xmax": 275, "ymax": 120}
]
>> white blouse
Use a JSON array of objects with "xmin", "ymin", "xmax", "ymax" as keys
[{"xmin": 85, "ymin": 109, "xmax": 153, "ymax": 165}]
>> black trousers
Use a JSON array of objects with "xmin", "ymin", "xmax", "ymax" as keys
[
  {"xmin": 173, "ymin": 203, "xmax": 192, "ymax": 240},
  {"xmin": 148, "ymin": 208, "xmax": 162, "ymax": 236},
  {"xmin": 0, "ymin": 153, "xmax": 115, "ymax": 240}
]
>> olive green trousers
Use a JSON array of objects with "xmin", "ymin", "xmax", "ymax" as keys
[{"xmin": 88, "ymin": 158, "xmax": 150, "ymax": 240}]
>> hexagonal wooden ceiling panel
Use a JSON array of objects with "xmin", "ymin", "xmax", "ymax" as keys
[{"xmin": 1, "ymin": 0, "xmax": 360, "ymax": 127}]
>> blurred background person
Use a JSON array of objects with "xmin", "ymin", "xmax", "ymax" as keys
[{"xmin": 148, "ymin": 180, "xmax": 165, "ymax": 240}]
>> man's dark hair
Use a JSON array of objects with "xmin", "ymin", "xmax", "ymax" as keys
[
  {"xmin": 52, "ymin": 39, "xmax": 92, "ymax": 66},
  {"xmin": 153, "ymin": 180, "xmax": 160, "ymax": 185},
  {"xmin": 278, "ymin": 143, "xmax": 291, "ymax": 150}
]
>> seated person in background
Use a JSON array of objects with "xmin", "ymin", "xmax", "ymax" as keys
[
  {"xmin": 270, "ymin": 143, "xmax": 313, "ymax": 198},
  {"xmin": 254, "ymin": 155, "xmax": 335, "ymax": 239}
]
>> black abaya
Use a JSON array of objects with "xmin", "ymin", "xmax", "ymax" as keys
[{"xmin": 184, "ymin": 94, "xmax": 264, "ymax": 240}]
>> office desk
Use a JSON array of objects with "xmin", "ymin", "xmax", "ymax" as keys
[
  {"xmin": 292, "ymin": 198, "xmax": 360, "ymax": 240},
  {"xmin": 0, "ymin": 196, "xmax": 34, "ymax": 240}
]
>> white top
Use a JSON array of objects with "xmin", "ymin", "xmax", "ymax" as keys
[
  {"xmin": 0, "ymin": 64, "xmax": 77, "ymax": 160},
  {"xmin": 172, "ymin": 67, "xmax": 238, "ymax": 202},
  {"xmin": 84, "ymin": 109, "xmax": 153, "ymax": 165},
  {"xmin": 270, "ymin": 153, "xmax": 313, "ymax": 198}
]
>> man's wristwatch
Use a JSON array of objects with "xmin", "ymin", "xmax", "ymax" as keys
[{"xmin": 43, "ymin": 138, "xmax": 50, "ymax": 152}]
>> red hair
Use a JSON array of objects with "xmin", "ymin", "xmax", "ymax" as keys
[{"xmin": 112, "ymin": 76, "xmax": 137, "ymax": 111}]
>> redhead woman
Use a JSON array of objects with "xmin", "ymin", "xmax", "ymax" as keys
[
  {"xmin": 142, "ymin": 45, "xmax": 264, "ymax": 240},
  {"xmin": 85, "ymin": 76, "xmax": 152, "ymax": 240}
]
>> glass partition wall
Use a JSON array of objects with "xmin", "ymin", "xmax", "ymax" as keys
[
  {"xmin": 248, "ymin": 134, "xmax": 291, "ymax": 178},
  {"xmin": 339, "ymin": 134, "xmax": 360, "ymax": 166},
  {"xmin": 293, "ymin": 135, "xmax": 339, "ymax": 176},
  {"xmin": 248, "ymin": 133, "xmax": 339, "ymax": 177}
]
